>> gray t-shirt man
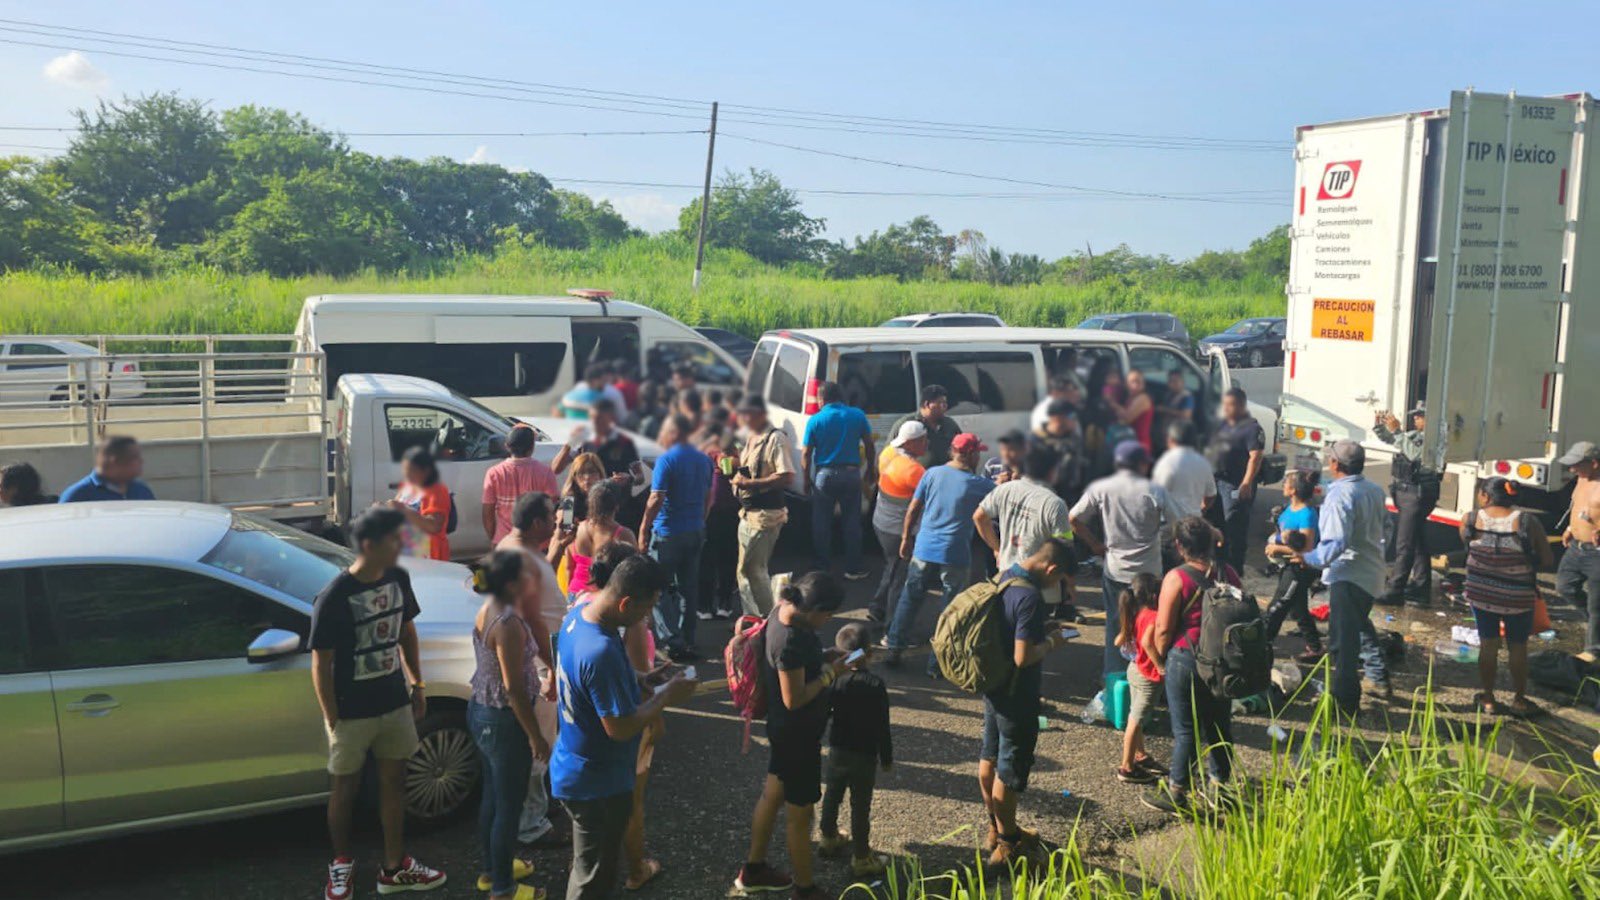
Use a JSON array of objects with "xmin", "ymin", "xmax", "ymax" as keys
[{"xmin": 1068, "ymin": 469, "xmax": 1182, "ymax": 582}]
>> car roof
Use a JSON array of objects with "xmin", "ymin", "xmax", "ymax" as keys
[
  {"xmin": 336, "ymin": 372, "xmax": 467, "ymax": 402},
  {"xmin": 302, "ymin": 294, "xmax": 665, "ymax": 320},
  {"xmin": 1, "ymin": 338, "xmax": 97, "ymax": 354},
  {"xmin": 761, "ymin": 326, "xmax": 1178, "ymax": 347},
  {"xmin": 0, "ymin": 501, "xmax": 233, "ymax": 566}
]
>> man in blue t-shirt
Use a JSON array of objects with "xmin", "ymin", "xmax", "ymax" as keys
[
  {"xmin": 884, "ymin": 433, "xmax": 994, "ymax": 674},
  {"xmin": 978, "ymin": 538, "xmax": 1075, "ymax": 868},
  {"xmin": 801, "ymin": 382, "xmax": 876, "ymax": 578},
  {"xmin": 640, "ymin": 413, "xmax": 713, "ymax": 662},
  {"xmin": 557, "ymin": 363, "xmax": 611, "ymax": 420},
  {"xmin": 59, "ymin": 435, "xmax": 156, "ymax": 503},
  {"xmin": 554, "ymin": 554, "xmax": 697, "ymax": 900}
]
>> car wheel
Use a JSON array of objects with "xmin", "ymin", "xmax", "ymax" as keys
[
  {"xmin": 48, "ymin": 385, "xmax": 69, "ymax": 403},
  {"xmin": 1247, "ymin": 348, "xmax": 1265, "ymax": 368},
  {"xmin": 405, "ymin": 706, "xmax": 480, "ymax": 828}
]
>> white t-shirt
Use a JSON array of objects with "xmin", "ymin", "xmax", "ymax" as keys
[{"xmin": 1152, "ymin": 446, "xmax": 1217, "ymax": 519}]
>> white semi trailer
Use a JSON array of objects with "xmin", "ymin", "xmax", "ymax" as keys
[{"xmin": 1277, "ymin": 89, "xmax": 1599, "ymax": 539}]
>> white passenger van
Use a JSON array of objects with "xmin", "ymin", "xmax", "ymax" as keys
[
  {"xmin": 295, "ymin": 292, "xmax": 746, "ymax": 417},
  {"xmin": 748, "ymin": 327, "xmax": 1281, "ymax": 494}
]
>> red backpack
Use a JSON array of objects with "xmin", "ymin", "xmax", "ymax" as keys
[{"xmin": 724, "ymin": 614, "xmax": 768, "ymax": 752}]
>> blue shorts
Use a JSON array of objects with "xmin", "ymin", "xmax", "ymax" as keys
[
  {"xmin": 1472, "ymin": 607, "xmax": 1534, "ymax": 643},
  {"xmin": 980, "ymin": 694, "xmax": 1040, "ymax": 792}
]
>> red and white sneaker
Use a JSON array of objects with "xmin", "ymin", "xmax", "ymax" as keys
[
  {"xmin": 376, "ymin": 856, "xmax": 447, "ymax": 894},
  {"xmin": 325, "ymin": 857, "xmax": 355, "ymax": 900}
]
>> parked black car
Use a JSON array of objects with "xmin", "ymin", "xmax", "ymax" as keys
[
  {"xmin": 694, "ymin": 327, "xmax": 758, "ymax": 364},
  {"xmin": 1075, "ymin": 312, "xmax": 1190, "ymax": 351},
  {"xmin": 1197, "ymin": 317, "xmax": 1286, "ymax": 368}
]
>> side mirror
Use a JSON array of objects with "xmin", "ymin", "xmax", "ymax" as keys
[{"xmin": 247, "ymin": 628, "xmax": 303, "ymax": 663}]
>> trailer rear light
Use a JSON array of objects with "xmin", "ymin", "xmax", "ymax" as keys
[
  {"xmin": 1293, "ymin": 427, "xmax": 1307, "ymax": 440},
  {"xmin": 1516, "ymin": 463, "xmax": 1535, "ymax": 479},
  {"xmin": 1309, "ymin": 430, "xmax": 1322, "ymax": 443},
  {"xmin": 802, "ymin": 378, "xmax": 821, "ymax": 415},
  {"xmin": 1494, "ymin": 460, "xmax": 1511, "ymax": 475}
]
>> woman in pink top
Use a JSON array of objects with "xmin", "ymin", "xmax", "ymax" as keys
[
  {"xmin": 564, "ymin": 481, "xmax": 637, "ymax": 601},
  {"xmin": 481, "ymin": 425, "xmax": 560, "ymax": 545},
  {"xmin": 1107, "ymin": 369, "xmax": 1155, "ymax": 452}
]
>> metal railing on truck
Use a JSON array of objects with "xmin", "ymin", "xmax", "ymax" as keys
[{"xmin": 0, "ymin": 335, "xmax": 328, "ymax": 515}]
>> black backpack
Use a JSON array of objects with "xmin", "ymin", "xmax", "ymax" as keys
[{"xmin": 1180, "ymin": 566, "xmax": 1273, "ymax": 700}]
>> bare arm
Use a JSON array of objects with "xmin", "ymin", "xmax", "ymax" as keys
[
  {"xmin": 779, "ymin": 662, "xmax": 839, "ymax": 711},
  {"xmin": 974, "ymin": 505, "xmax": 1001, "ymax": 554},
  {"xmin": 398, "ymin": 620, "xmax": 425, "ymax": 720},
  {"xmin": 1148, "ymin": 569, "xmax": 1186, "ymax": 671},
  {"xmin": 551, "ymin": 443, "xmax": 576, "ymax": 474},
  {"xmin": 312, "ymin": 648, "xmax": 339, "ymax": 726},
  {"xmin": 481, "ymin": 504, "xmax": 496, "ymax": 542},
  {"xmin": 639, "ymin": 491, "xmax": 665, "ymax": 543},
  {"xmin": 599, "ymin": 676, "xmax": 695, "ymax": 742},
  {"xmin": 802, "ymin": 444, "xmax": 815, "ymax": 489},
  {"xmin": 1070, "ymin": 513, "xmax": 1107, "ymax": 558},
  {"xmin": 1014, "ymin": 634, "xmax": 1064, "ymax": 669},
  {"xmin": 899, "ymin": 497, "xmax": 925, "ymax": 559}
]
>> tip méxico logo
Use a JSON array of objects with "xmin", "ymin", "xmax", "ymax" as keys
[{"xmin": 1317, "ymin": 160, "xmax": 1362, "ymax": 200}]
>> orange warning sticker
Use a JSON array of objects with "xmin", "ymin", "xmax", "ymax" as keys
[{"xmin": 1311, "ymin": 298, "xmax": 1375, "ymax": 342}]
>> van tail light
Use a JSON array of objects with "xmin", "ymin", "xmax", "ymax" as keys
[
  {"xmin": 802, "ymin": 378, "xmax": 822, "ymax": 415},
  {"xmin": 1494, "ymin": 460, "xmax": 1511, "ymax": 475},
  {"xmin": 119, "ymin": 363, "xmax": 137, "ymax": 374}
]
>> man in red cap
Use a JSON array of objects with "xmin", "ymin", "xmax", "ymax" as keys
[{"xmin": 883, "ymin": 432, "xmax": 995, "ymax": 676}]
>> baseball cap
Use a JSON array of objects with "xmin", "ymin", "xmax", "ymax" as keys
[
  {"xmin": 1113, "ymin": 440, "xmax": 1151, "ymax": 468},
  {"xmin": 1330, "ymin": 439, "xmax": 1365, "ymax": 469},
  {"xmin": 736, "ymin": 394, "xmax": 767, "ymax": 414},
  {"xmin": 1407, "ymin": 403, "xmax": 1426, "ymax": 419},
  {"xmin": 890, "ymin": 420, "xmax": 928, "ymax": 448},
  {"xmin": 997, "ymin": 429, "xmax": 1027, "ymax": 447},
  {"xmin": 1557, "ymin": 441, "xmax": 1600, "ymax": 467},
  {"xmin": 951, "ymin": 432, "xmax": 989, "ymax": 454}
]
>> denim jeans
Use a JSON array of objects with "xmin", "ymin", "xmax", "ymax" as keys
[
  {"xmin": 1164, "ymin": 646, "xmax": 1233, "ymax": 791},
  {"xmin": 470, "ymin": 701, "xmax": 533, "ymax": 896},
  {"xmin": 1102, "ymin": 571, "xmax": 1130, "ymax": 676},
  {"xmin": 868, "ymin": 526, "xmax": 909, "ymax": 622},
  {"xmin": 1327, "ymin": 580, "xmax": 1388, "ymax": 711},
  {"xmin": 811, "ymin": 466, "xmax": 864, "ymax": 573},
  {"xmin": 650, "ymin": 529, "xmax": 705, "ymax": 651},
  {"xmin": 886, "ymin": 558, "xmax": 969, "ymax": 674},
  {"xmin": 1556, "ymin": 543, "xmax": 1600, "ymax": 653}
]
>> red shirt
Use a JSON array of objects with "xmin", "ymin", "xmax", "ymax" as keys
[
  {"xmin": 1133, "ymin": 607, "xmax": 1162, "ymax": 683},
  {"xmin": 1173, "ymin": 563, "xmax": 1242, "ymax": 651}
]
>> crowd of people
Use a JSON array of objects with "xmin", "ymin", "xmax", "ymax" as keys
[{"xmin": 6, "ymin": 364, "xmax": 1600, "ymax": 900}]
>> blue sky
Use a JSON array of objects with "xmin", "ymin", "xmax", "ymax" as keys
[{"xmin": 1, "ymin": 1, "xmax": 1594, "ymax": 258}]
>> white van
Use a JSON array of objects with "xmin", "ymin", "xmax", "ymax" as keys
[
  {"xmin": 295, "ymin": 292, "xmax": 746, "ymax": 418},
  {"xmin": 748, "ymin": 327, "xmax": 1282, "ymax": 493}
]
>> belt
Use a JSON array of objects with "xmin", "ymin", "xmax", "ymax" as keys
[
  {"xmin": 819, "ymin": 464, "xmax": 860, "ymax": 470},
  {"xmin": 1575, "ymin": 541, "xmax": 1600, "ymax": 552}
]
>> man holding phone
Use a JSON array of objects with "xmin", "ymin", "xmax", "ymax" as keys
[{"xmin": 732, "ymin": 395, "xmax": 794, "ymax": 615}]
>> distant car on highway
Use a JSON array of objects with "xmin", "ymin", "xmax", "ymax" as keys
[
  {"xmin": 1074, "ymin": 312, "xmax": 1191, "ymax": 351},
  {"xmin": 880, "ymin": 312, "xmax": 1006, "ymax": 328},
  {"xmin": 0, "ymin": 338, "xmax": 148, "ymax": 403},
  {"xmin": 694, "ymin": 327, "xmax": 758, "ymax": 364},
  {"xmin": 0, "ymin": 501, "xmax": 484, "ymax": 853},
  {"xmin": 1197, "ymin": 317, "xmax": 1287, "ymax": 368}
]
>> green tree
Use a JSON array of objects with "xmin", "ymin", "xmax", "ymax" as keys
[
  {"xmin": 0, "ymin": 156, "xmax": 112, "ymax": 271},
  {"xmin": 551, "ymin": 190, "xmax": 638, "ymax": 247},
  {"xmin": 378, "ymin": 157, "xmax": 566, "ymax": 255},
  {"xmin": 677, "ymin": 168, "xmax": 825, "ymax": 266},
  {"xmin": 56, "ymin": 93, "xmax": 226, "ymax": 246},
  {"xmin": 206, "ymin": 163, "xmax": 403, "ymax": 275},
  {"xmin": 826, "ymin": 214, "xmax": 953, "ymax": 280}
]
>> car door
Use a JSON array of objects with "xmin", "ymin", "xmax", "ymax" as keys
[
  {"xmin": 41, "ymin": 564, "xmax": 323, "ymax": 829},
  {"xmin": 0, "ymin": 569, "xmax": 62, "ymax": 843},
  {"xmin": 380, "ymin": 403, "xmax": 502, "ymax": 559}
]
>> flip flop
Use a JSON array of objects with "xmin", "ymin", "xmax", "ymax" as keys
[
  {"xmin": 1473, "ymin": 693, "xmax": 1507, "ymax": 716},
  {"xmin": 624, "ymin": 858, "xmax": 663, "ymax": 891},
  {"xmin": 1508, "ymin": 697, "xmax": 1545, "ymax": 718}
]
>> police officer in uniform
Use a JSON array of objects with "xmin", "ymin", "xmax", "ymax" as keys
[{"xmin": 1374, "ymin": 404, "xmax": 1439, "ymax": 607}]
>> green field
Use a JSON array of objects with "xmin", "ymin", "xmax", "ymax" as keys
[{"xmin": 0, "ymin": 237, "xmax": 1283, "ymax": 339}]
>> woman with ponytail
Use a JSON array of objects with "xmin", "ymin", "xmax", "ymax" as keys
[{"xmin": 470, "ymin": 550, "xmax": 550, "ymax": 900}]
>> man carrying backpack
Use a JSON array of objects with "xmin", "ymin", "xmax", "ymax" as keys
[{"xmin": 974, "ymin": 538, "xmax": 1076, "ymax": 868}]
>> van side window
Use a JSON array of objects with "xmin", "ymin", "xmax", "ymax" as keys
[
  {"xmin": 571, "ymin": 321, "xmax": 641, "ymax": 379},
  {"xmin": 323, "ymin": 342, "xmax": 566, "ymax": 399},
  {"xmin": 837, "ymin": 351, "xmax": 915, "ymax": 415},
  {"xmin": 768, "ymin": 343, "xmax": 811, "ymax": 411},
  {"xmin": 916, "ymin": 351, "xmax": 1036, "ymax": 414},
  {"xmin": 1129, "ymin": 346, "xmax": 1199, "ymax": 405},
  {"xmin": 746, "ymin": 341, "xmax": 778, "ymax": 398},
  {"xmin": 384, "ymin": 405, "xmax": 501, "ymax": 462},
  {"xmin": 648, "ymin": 341, "xmax": 739, "ymax": 385}
]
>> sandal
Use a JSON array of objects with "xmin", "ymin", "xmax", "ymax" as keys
[
  {"xmin": 624, "ymin": 858, "xmax": 663, "ymax": 891},
  {"xmin": 1472, "ymin": 692, "xmax": 1507, "ymax": 716},
  {"xmin": 1508, "ymin": 696, "xmax": 1544, "ymax": 718}
]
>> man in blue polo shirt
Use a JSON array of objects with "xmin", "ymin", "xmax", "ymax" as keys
[
  {"xmin": 640, "ymin": 413, "xmax": 713, "ymax": 662},
  {"xmin": 801, "ymin": 382, "xmax": 876, "ymax": 579},
  {"xmin": 60, "ymin": 435, "xmax": 155, "ymax": 502}
]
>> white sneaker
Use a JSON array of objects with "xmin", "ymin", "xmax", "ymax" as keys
[
  {"xmin": 325, "ymin": 857, "xmax": 355, "ymax": 900},
  {"xmin": 375, "ymin": 856, "xmax": 447, "ymax": 894}
]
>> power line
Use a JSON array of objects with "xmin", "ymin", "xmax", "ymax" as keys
[{"xmin": 0, "ymin": 124, "xmax": 706, "ymax": 138}]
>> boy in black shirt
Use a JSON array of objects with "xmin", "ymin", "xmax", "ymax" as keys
[{"xmin": 817, "ymin": 623, "xmax": 893, "ymax": 879}]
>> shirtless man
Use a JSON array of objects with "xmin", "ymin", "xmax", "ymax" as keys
[
  {"xmin": 1555, "ymin": 442, "xmax": 1600, "ymax": 662},
  {"xmin": 496, "ymin": 491, "xmax": 573, "ymax": 845}
]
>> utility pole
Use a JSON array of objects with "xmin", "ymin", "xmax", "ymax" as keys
[{"xmin": 692, "ymin": 101, "xmax": 718, "ymax": 291}]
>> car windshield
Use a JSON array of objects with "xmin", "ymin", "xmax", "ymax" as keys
[
  {"xmin": 443, "ymin": 384, "xmax": 521, "ymax": 430},
  {"xmin": 1078, "ymin": 316, "xmax": 1112, "ymax": 330},
  {"xmin": 1224, "ymin": 320, "xmax": 1275, "ymax": 336},
  {"xmin": 200, "ymin": 513, "xmax": 354, "ymax": 604}
]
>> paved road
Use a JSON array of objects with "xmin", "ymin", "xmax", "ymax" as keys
[{"xmin": 13, "ymin": 520, "xmax": 1599, "ymax": 899}]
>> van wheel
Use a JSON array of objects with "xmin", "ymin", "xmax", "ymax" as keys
[
  {"xmin": 404, "ymin": 706, "xmax": 480, "ymax": 829},
  {"xmin": 49, "ymin": 386, "xmax": 69, "ymax": 402},
  {"xmin": 1247, "ymin": 348, "xmax": 1265, "ymax": 368}
]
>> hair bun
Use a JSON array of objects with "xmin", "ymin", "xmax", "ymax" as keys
[{"xmin": 471, "ymin": 567, "xmax": 490, "ymax": 593}]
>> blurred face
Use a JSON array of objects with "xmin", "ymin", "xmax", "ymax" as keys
[
  {"xmin": 1223, "ymin": 394, "xmax": 1245, "ymax": 421},
  {"xmin": 0, "ymin": 485, "xmax": 14, "ymax": 505},
  {"xmin": 959, "ymin": 448, "xmax": 981, "ymax": 469},
  {"xmin": 1105, "ymin": 371, "xmax": 1123, "ymax": 388},
  {"xmin": 576, "ymin": 467, "xmax": 603, "ymax": 493},
  {"xmin": 617, "ymin": 590, "xmax": 661, "ymax": 626},
  {"xmin": 526, "ymin": 510, "xmax": 556, "ymax": 544},
  {"xmin": 362, "ymin": 529, "xmax": 403, "ymax": 569},
  {"xmin": 1064, "ymin": 383, "xmax": 1082, "ymax": 405},
  {"xmin": 902, "ymin": 436, "xmax": 928, "ymax": 457},
  {"xmin": 1000, "ymin": 443, "xmax": 1024, "ymax": 467},
  {"xmin": 921, "ymin": 396, "xmax": 949, "ymax": 421},
  {"xmin": 1411, "ymin": 413, "xmax": 1426, "ymax": 432},
  {"xmin": 402, "ymin": 459, "xmax": 428, "ymax": 487},
  {"xmin": 1127, "ymin": 371, "xmax": 1146, "ymax": 394},
  {"xmin": 592, "ymin": 407, "xmax": 616, "ymax": 433},
  {"xmin": 738, "ymin": 409, "xmax": 768, "ymax": 433},
  {"xmin": 657, "ymin": 420, "xmax": 681, "ymax": 447},
  {"xmin": 1048, "ymin": 413, "xmax": 1076, "ymax": 435},
  {"xmin": 672, "ymin": 372, "xmax": 694, "ymax": 391},
  {"xmin": 1169, "ymin": 373, "xmax": 1185, "ymax": 393},
  {"xmin": 1573, "ymin": 459, "xmax": 1600, "ymax": 480},
  {"xmin": 99, "ymin": 447, "xmax": 144, "ymax": 484}
]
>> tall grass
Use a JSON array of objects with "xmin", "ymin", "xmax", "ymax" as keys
[
  {"xmin": 0, "ymin": 238, "xmax": 1282, "ymax": 339},
  {"xmin": 855, "ymin": 687, "xmax": 1600, "ymax": 899}
]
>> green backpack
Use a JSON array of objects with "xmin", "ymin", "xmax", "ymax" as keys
[{"xmin": 932, "ymin": 576, "xmax": 1026, "ymax": 694}]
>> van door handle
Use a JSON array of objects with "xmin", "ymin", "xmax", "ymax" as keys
[
  {"xmin": 66, "ymin": 693, "xmax": 120, "ymax": 715},
  {"xmin": 387, "ymin": 481, "xmax": 401, "ymax": 489}
]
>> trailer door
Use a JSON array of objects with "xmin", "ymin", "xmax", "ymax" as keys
[{"xmin": 1423, "ymin": 91, "xmax": 1576, "ymax": 467}]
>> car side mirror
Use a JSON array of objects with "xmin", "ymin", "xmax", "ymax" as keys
[{"xmin": 247, "ymin": 628, "xmax": 303, "ymax": 663}]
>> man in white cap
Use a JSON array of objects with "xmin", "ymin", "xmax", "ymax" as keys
[
  {"xmin": 1291, "ymin": 439, "xmax": 1390, "ymax": 714},
  {"xmin": 868, "ymin": 420, "xmax": 928, "ymax": 623},
  {"xmin": 1555, "ymin": 441, "xmax": 1600, "ymax": 661}
]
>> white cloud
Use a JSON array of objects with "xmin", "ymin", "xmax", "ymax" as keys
[
  {"xmin": 43, "ymin": 51, "xmax": 109, "ymax": 91},
  {"xmin": 598, "ymin": 193, "xmax": 681, "ymax": 233},
  {"xmin": 465, "ymin": 145, "xmax": 493, "ymax": 165}
]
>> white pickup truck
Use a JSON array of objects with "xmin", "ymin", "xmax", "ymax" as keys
[{"xmin": 0, "ymin": 336, "xmax": 658, "ymax": 559}]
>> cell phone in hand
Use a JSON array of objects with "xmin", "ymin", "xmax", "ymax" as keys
[
  {"xmin": 558, "ymin": 499, "xmax": 576, "ymax": 532},
  {"xmin": 844, "ymin": 648, "xmax": 867, "ymax": 666}
]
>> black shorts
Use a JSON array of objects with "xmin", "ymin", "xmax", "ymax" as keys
[
  {"xmin": 980, "ymin": 694, "xmax": 1040, "ymax": 792},
  {"xmin": 767, "ymin": 724, "xmax": 823, "ymax": 806}
]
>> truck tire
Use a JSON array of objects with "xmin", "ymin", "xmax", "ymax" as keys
[{"xmin": 405, "ymin": 705, "xmax": 480, "ymax": 829}]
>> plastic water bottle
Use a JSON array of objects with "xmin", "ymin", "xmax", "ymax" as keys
[
  {"xmin": 1434, "ymin": 641, "xmax": 1480, "ymax": 663},
  {"xmin": 1080, "ymin": 691, "xmax": 1106, "ymax": 725}
]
